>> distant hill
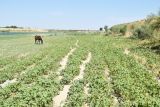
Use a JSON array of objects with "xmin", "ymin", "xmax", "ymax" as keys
[
  {"xmin": 110, "ymin": 16, "xmax": 160, "ymax": 38},
  {"xmin": 110, "ymin": 19, "xmax": 146, "ymax": 37}
]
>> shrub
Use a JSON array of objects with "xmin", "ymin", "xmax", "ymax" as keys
[
  {"xmin": 151, "ymin": 17, "xmax": 160, "ymax": 31},
  {"xmin": 132, "ymin": 25, "xmax": 152, "ymax": 39},
  {"xmin": 119, "ymin": 25, "xmax": 127, "ymax": 35},
  {"xmin": 110, "ymin": 24, "xmax": 127, "ymax": 35},
  {"xmin": 105, "ymin": 30, "xmax": 112, "ymax": 36}
]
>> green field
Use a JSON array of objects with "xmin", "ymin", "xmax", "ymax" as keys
[{"xmin": 0, "ymin": 32, "xmax": 160, "ymax": 107}]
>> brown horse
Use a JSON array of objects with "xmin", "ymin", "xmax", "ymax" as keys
[{"xmin": 35, "ymin": 35, "xmax": 43, "ymax": 44}]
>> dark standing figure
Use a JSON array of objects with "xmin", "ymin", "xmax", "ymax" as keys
[{"xmin": 35, "ymin": 35, "xmax": 43, "ymax": 44}]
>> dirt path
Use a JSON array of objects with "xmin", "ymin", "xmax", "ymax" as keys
[
  {"xmin": 84, "ymin": 84, "xmax": 89, "ymax": 96},
  {"xmin": 58, "ymin": 48, "xmax": 76, "ymax": 72},
  {"xmin": 104, "ymin": 67, "xmax": 112, "ymax": 81},
  {"xmin": 104, "ymin": 67, "xmax": 119, "ymax": 107},
  {"xmin": 52, "ymin": 85, "xmax": 71, "ymax": 107},
  {"xmin": 83, "ymin": 84, "xmax": 90, "ymax": 107},
  {"xmin": 83, "ymin": 104, "xmax": 89, "ymax": 107},
  {"xmin": 0, "ymin": 54, "xmax": 49, "ymax": 88},
  {"xmin": 0, "ymin": 78, "xmax": 17, "ymax": 88},
  {"xmin": 57, "ymin": 47, "xmax": 77, "ymax": 80},
  {"xmin": 124, "ymin": 48, "xmax": 130, "ymax": 55},
  {"xmin": 73, "ymin": 52, "xmax": 91, "ymax": 81},
  {"xmin": 57, "ymin": 40, "xmax": 79, "ymax": 80},
  {"xmin": 75, "ymin": 40, "xmax": 79, "ymax": 47},
  {"xmin": 17, "ymin": 53, "xmax": 29, "ymax": 58},
  {"xmin": 0, "ymin": 63, "xmax": 35, "ymax": 88},
  {"xmin": 53, "ymin": 52, "xmax": 92, "ymax": 107}
]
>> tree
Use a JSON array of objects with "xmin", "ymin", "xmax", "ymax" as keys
[
  {"xmin": 5, "ymin": 25, "xmax": 18, "ymax": 28},
  {"xmin": 104, "ymin": 26, "xmax": 108, "ymax": 32},
  {"xmin": 99, "ymin": 27, "xmax": 103, "ymax": 31}
]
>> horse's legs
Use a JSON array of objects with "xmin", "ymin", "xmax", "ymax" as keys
[{"xmin": 35, "ymin": 39, "xmax": 43, "ymax": 44}]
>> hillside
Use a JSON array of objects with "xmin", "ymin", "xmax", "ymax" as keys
[
  {"xmin": 110, "ymin": 16, "xmax": 160, "ymax": 53},
  {"xmin": 110, "ymin": 17, "xmax": 160, "ymax": 38}
]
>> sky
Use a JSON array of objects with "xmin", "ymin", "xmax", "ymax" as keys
[{"xmin": 0, "ymin": 0, "xmax": 159, "ymax": 30}]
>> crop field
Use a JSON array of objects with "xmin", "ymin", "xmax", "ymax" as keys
[{"xmin": 0, "ymin": 32, "xmax": 160, "ymax": 107}]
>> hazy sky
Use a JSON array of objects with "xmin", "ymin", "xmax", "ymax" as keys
[{"xmin": 0, "ymin": 0, "xmax": 159, "ymax": 29}]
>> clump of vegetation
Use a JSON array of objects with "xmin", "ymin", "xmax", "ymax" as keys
[
  {"xmin": 104, "ymin": 25, "xmax": 112, "ymax": 36},
  {"xmin": 105, "ymin": 30, "xmax": 112, "ymax": 36},
  {"xmin": 132, "ymin": 25, "xmax": 152, "ymax": 40},
  {"xmin": 133, "ymin": 9, "xmax": 160, "ymax": 40},
  {"xmin": 119, "ymin": 25, "xmax": 127, "ymax": 35},
  {"xmin": 110, "ymin": 24, "xmax": 127, "ymax": 36},
  {"xmin": 151, "ymin": 17, "xmax": 160, "ymax": 32}
]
